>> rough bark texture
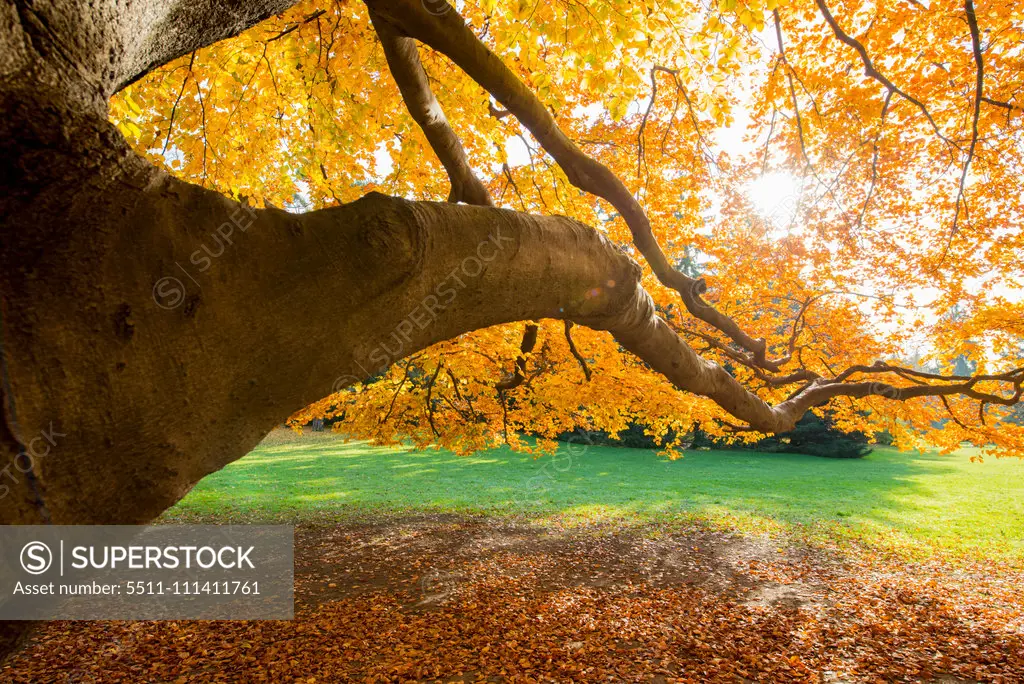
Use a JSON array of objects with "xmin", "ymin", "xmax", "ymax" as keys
[
  {"xmin": 0, "ymin": 1, "xmax": 638, "ymax": 535},
  {"xmin": 1, "ymin": 108, "xmax": 645, "ymax": 528}
]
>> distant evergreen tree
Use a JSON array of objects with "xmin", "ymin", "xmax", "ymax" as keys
[
  {"xmin": 558, "ymin": 411, "xmax": 872, "ymax": 458},
  {"xmin": 749, "ymin": 412, "xmax": 873, "ymax": 459}
]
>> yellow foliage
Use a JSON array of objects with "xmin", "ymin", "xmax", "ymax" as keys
[{"xmin": 111, "ymin": 0, "xmax": 1024, "ymax": 457}]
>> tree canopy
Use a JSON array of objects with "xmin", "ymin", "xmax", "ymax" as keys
[{"xmin": 109, "ymin": 0, "xmax": 1023, "ymax": 457}]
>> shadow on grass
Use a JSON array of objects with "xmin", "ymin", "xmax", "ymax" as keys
[{"xmin": 166, "ymin": 431, "xmax": 1024, "ymax": 557}]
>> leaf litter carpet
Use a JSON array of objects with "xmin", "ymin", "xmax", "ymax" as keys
[{"xmin": 3, "ymin": 517, "xmax": 1022, "ymax": 683}]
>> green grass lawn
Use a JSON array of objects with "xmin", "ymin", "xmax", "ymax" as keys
[{"xmin": 164, "ymin": 430, "xmax": 1024, "ymax": 560}]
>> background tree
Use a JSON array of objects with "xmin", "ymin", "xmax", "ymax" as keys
[{"xmin": 2, "ymin": 0, "xmax": 1023, "ymax": 536}]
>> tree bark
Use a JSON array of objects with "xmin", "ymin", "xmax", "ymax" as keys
[
  {"xmin": 0, "ymin": 65, "xmax": 811, "ymax": 533},
  {"xmin": 1, "ymin": 100, "xmax": 652, "ymax": 529}
]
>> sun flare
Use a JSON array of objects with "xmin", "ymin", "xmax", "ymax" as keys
[{"xmin": 746, "ymin": 172, "xmax": 802, "ymax": 227}]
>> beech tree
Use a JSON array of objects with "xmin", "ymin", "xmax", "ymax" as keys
[{"xmin": 2, "ymin": 0, "xmax": 1023, "ymax": 537}]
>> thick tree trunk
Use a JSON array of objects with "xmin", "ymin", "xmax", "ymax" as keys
[
  {"xmin": 1, "ymin": 96, "xmax": 649, "ymax": 528},
  {"xmin": 0, "ymin": 0, "xmax": 810, "ymax": 535},
  {"xmin": 0, "ymin": 30, "xmax": 642, "ymax": 654},
  {"xmin": 0, "ymin": 14, "xmax": 641, "ymax": 670},
  {"xmin": 2, "ymin": 0, "xmax": 885, "ymax": 536}
]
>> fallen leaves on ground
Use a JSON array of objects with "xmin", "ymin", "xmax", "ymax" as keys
[{"xmin": 3, "ymin": 518, "xmax": 1021, "ymax": 682}]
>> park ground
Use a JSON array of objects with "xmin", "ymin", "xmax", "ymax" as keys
[{"xmin": 4, "ymin": 429, "xmax": 1023, "ymax": 682}]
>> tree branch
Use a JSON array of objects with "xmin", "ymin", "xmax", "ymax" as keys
[
  {"xmin": 812, "ymin": 0, "xmax": 956, "ymax": 152},
  {"xmin": 266, "ymin": 8, "xmax": 326, "ymax": 43},
  {"xmin": 945, "ymin": 0, "xmax": 985, "ymax": 256},
  {"xmin": 495, "ymin": 323, "xmax": 539, "ymax": 391},
  {"xmin": 365, "ymin": 0, "xmax": 787, "ymax": 372},
  {"xmin": 981, "ymin": 96, "xmax": 1020, "ymax": 111},
  {"xmin": 651, "ymin": 66, "xmax": 716, "ymax": 167},
  {"xmin": 369, "ymin": 12, "xmax": 493, "ymax": 206},
  {"xmin": 857, "ymin": 88, "xmax": 893, "ymax": 229},
  {"xmin": 161, "ymin": 52, "xmax": 196, "ymax": 155},
  {"xmin": 425, "ymin": 359, "xmax": 444, "ymax": 437},
  {"xmin": 564, "ymin": 321, "xmax": 592, "ymax": 382},
  {"xmin": 773, "ymin": 11, "xmax": 852, "ymax": 230},
  {"xmin": 115, "ymin": 0, "xmax": 303, "ymax": 94}
]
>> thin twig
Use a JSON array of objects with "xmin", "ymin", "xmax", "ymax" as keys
[{"xmin": 563, "ymin": 321, "xmax": 592, "ymax": 382}]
